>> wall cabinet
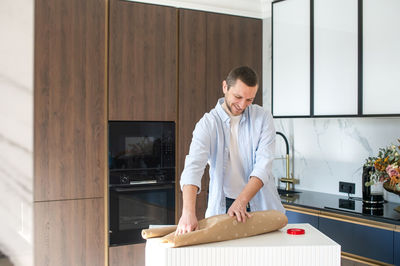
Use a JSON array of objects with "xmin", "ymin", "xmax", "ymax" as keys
[
  {"xmin": 177, "ymin": 9, "xmax": 263, "ymax": 220},
  {"xmin": 362, "ymin": 0, "xmax": 400, "ymax": 115},
  {"xmin": 272, "ymin": 0, "xmax": 310, "ymax": 117},
  {"xmin": 272, "ymin": 0, "xmax": 400, "ymax": 117},
  {"xmin": 108, "ymin": 1, "xmax": 177, "ymax": 121},
  {"xmin": 313, "ymin": 0, "xmax": 358, "ymax": 116}
]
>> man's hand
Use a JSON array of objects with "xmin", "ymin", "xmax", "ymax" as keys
[
  {"xmin": 227, "ymin": 198, "xmax": 252, "ymax": 223},
  {"xmin": 176, "ymin": 211, "xmax": 199, "ymax": 235},
  {"xmin": 176, "ymin": 184, "xmax": 199, "ymax": 235},
  {"xmin": 227, "ymin": 176, "xmax": 264, "ymax": 222}
]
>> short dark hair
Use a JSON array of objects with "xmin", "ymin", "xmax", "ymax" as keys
[{"xmin": 226, "ymin": 66, "xmax": 258, "ymax": 89}]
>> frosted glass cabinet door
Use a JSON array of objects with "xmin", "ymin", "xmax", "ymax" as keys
[
  {"xmin": 272, "ymin": 0, "xmax": 310, "ymax": 117},
  {"xmin": 313, "ymin": 0, "xmax": 358, "ymax": 116},
  {"xmin": 363, "ymin": 0, "xmax": 400, "ymax": 115}
]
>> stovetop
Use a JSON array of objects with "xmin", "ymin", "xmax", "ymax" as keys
[{"xmin": 279, "ymin": 189, "xmax": 400, "ymax": 225}]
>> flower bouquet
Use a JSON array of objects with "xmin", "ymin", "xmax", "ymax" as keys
[{"xmin": 364, "ymin": 139, "xmax": 400, "ymax": 195}]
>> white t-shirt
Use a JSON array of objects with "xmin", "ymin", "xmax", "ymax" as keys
[{"xmin": 222, "ymin": 106, "xmax": 246, "ymax": 199}]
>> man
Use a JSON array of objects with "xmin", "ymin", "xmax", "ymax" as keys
[{"xmin": 176, "ymin": 66, "xmax": 285, "ymax": 235}]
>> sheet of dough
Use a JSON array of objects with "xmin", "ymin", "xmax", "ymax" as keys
[{"xmin": 142, "ymin": 210, "xmax": 287, "ymax": 247}]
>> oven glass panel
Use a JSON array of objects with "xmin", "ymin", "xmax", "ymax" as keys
[
  {"xmin": 118, "ymin": 188, "xmax": 174, "ymax": 231},
  {"xmin": 109, "ymin": 184, "xmax": 175, "ymax": 246},
  {"xmin": 109, "ymin": 121, "xmax": 175, "ymax": 171}
]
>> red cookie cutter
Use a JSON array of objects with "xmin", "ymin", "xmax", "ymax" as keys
[{"xmin": 287, "ymin": 228, "xmax": 305, "ymax": 235}]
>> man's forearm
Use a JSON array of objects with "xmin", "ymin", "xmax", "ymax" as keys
[
  {"xmin": 182, "ymin": 184, "xmax": 199, "ymax": 214},
  {"xmin": 236, "ymin": 176, "xmax": 264, "ymax": 204}
]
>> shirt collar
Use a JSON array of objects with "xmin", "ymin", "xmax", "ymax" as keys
[{"xmin": 215, "ymin": 98, "xmax": 248, "ymax": 123}]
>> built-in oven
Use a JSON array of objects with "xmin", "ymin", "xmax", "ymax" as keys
[
  {"xmin": 109, "ymin": 181, "xmax": 175, "ymax": 245},
  {"xmin": 108, "ymin": 121, "xmax": 175, "ymax": 246}
]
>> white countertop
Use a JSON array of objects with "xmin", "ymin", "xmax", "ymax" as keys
[{"xmin": 145, "ymin": 223, "xmax": 341, "ymax": 266}]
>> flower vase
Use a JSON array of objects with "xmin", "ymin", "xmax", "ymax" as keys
[{"xmin": 362, "ymin": 166, "xmax": 384, "ymax": 215}]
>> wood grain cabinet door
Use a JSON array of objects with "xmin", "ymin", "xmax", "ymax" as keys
[
  {"xmin": 34, "ymin": 0, "xmax": 106, "ymax": 201},
  {"xmin": 34, "ymin": 198, "xmax": 105, "ymax": 266},
  {"xmin": 177, "ymin": 9, "xmax": 208, "ymax": 220},
  {"xmin": 206, "ymin": 12, "xmax": 263, "ymax": 110},
  {"xmin": 109, "ymin": 1, "xmax": 177, "ymax": 121},
  {"xmin": 176, "ymin": 10, "xmax": 263, "ymax": 220}
]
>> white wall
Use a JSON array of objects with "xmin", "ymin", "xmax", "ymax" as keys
[
  {"xmin": 0, "ymin": 0, "xmax": 34, "ymax": 265},
  {"xmin": 263, "ymin": 17, "xmax": 400, "ymax": 204}
]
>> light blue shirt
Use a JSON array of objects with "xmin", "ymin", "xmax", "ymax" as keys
[{"xmin": 180, "ymin": 98, "xmax": 285, "ymax": 218}]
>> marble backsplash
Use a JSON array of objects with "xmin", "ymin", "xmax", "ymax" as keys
[
  {"xmin": 272, "ymin": 117, "xmax": 400, "ymax": 204},
  {"xmin": 0, "ymin": 0, "xmax": 34, "ymax": 265}
]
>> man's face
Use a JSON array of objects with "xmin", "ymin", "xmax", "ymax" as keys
[{"xmin": 223, "ymin": 79, "xmax": 258, "ymax": 116}]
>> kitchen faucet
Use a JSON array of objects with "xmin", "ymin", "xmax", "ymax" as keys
[{"xmin": 276, "ymin": 131, "xmax": 298, "ymax": 191}]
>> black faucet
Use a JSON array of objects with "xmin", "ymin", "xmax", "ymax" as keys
[
  {"xmin": 276, "ymin": 131, "xmax": 295, "ymax": 190},
  {"xmin": 276, "ymin": 131, "xmax": 289, "ymax": 156}
]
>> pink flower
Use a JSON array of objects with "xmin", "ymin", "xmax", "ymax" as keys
[{"xmin": 386, "ymin": 165, "xmax": 400, "ymax": 178}]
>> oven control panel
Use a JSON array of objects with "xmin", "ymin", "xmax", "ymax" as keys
[{"xmin": 109, "ymin": 168, "xmax": 175, "ymax": 186}]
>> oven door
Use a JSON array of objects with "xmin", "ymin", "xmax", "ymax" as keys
[{"xmin": 109, "ymin": 182, "xmax": 175, "ymax": 246}]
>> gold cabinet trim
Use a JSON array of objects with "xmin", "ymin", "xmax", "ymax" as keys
[
  {"xmin": 395, "ymin": 225, "xmax": 400, "ymax": 232},
  {"xmin": 283, "ymin": 204, "xmax": 396, "ymax": 231},
  {"xmin": 283, "ymin": 204, "xmax": 319, "ymax": 216},
  {"xmin": 104, "ymin": 1, "xmax": 110, "ymax": 266},
  {"xmin": 319, "ymin": 211, "xmax": 395, "ymax": 231},
  {"xmin": 341, "ymin": 252, "xmax": 393, "ymax": 266}
]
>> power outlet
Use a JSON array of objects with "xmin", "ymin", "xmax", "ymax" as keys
[{"xmin": 339, "ymin": 181, "xmax": 355, "ymax": 194}]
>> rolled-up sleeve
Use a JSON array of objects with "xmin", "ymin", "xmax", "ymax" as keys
[
  {"xmin": 249, "ymin": 112, "xmax": 276, "ymax": 185},
  {"xmin": 180, "ymin": 116, "xmax": 211, "ymax": 194}
]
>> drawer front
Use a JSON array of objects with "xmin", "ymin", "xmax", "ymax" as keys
[
  {"xmin": 285, "ymin": 210, "xmax": 319, "ymax": 228},
  {"xmin": 319, "ymin": 217, "xmax": 393, "ymax": 264}
]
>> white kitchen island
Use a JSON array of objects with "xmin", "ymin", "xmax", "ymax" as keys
[{"xmin": 145, "ymin": 223, "xmax": 340, "ymax": 266}]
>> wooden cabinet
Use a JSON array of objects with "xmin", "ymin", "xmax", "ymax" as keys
[
  {"xmin": 34, "ymin": 0, "xmax": 107, "ymax": 264},
  {"xmin": 177, "ymin": 9, "xmax": 208, "ymax": 220},
  {"xmin": 319, "ymin": 217, "xmax": 394, "ymax": 264},
  {"xmin": 34, "ymin": 198, "xmax": 105, "ymax": 266},
  {"xmin": 205, "ymin": 12, "xmax": 263, "ymax": 110},
  {"xmin": 109, "ymin": 244, "xmax": 145, "ymax": 266},
  {"xmin": 108, "ymin": 1, "xmax": 177, "ymax": 121},
  {"xmin": 177, "ymin": 9, "xmax": 263, "ymax": 220},
  {"xmin": 34, "ymin": 0, "xmax": 106, "ymax": 201}
]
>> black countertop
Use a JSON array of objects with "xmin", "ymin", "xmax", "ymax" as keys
[{"xmin": 279, "ymin": 189, "xmax": 400, "ymax": 226}]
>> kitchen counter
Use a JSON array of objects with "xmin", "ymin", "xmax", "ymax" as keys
[
  {"xmin": 145, "ymin": 223, "xmax": 340, "ymax": 266},
  {"xmin": 279, "ymin": 189, "xmax": 400, "ymax": 226}
]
